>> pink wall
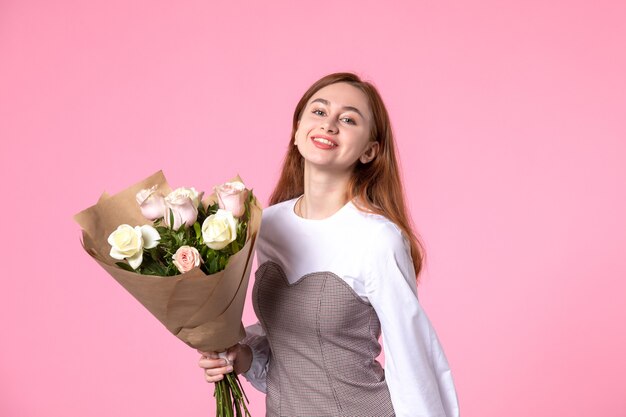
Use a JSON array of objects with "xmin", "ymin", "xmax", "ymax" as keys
[{"xmin": 1, "ymin": 1, "xmax": 625, "ymax": 416}]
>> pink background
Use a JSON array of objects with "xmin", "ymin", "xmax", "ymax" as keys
[{"xmin": 1, "ymin": 1, "xmax": 625, "ymax": 416}]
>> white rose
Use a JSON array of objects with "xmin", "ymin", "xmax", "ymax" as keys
[
  {"xmin": 201, "ymin": 209, "xmax": 237, "ymax": 250},
  {"xmin": 107, "ymin": 224, "xmax": 161, "ymax": 269}
]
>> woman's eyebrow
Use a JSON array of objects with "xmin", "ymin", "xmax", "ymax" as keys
[{"xmin": 310, "ymin": 98, "xmax": 364, "ymax": 119}]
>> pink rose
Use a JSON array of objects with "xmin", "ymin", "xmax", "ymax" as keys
[
  {"xmin": 136, "ymin": 185, "xmax": 165, "ymax": 220},
  {"xmin": 172, "ymin": 245, "xmax": 201, "ymax": 273},
  {"xmin": 215, "ymin": 181, "xmax": 248, "ymax": 218},
  {"xmin": 164, "ymin": 187, "xmax": 201, "ymax": 230}
]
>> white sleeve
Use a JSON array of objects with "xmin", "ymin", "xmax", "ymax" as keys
[
  {"xmin": 365, "ymin": 222, "xmax": 460, "ymax": 417},
  {"xmin": 240, "ymin": 322, "xmax": 270, "ymax": 393}
]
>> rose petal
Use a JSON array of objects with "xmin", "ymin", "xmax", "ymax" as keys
[
  {"xmin": 127, "ymin": 251, "xmax": 143, "ymax": 269},
  {"xmin": 136, "ymin": 185, "xmax": 157, "ymax": 205},
  {"xmin": 140, "ymin": 225, "xmax": 161, "ymax": 249},
  {"xmin": 109, "ymin": 247, "xmax": 127, "ymax": 260}
]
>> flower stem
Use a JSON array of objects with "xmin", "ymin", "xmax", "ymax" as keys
[{"xmin": 213, "ymin": 372, "xmax": 251, "ymax": 417}]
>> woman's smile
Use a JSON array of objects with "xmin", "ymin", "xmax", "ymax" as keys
[{"xmin": 310, "ymin": 135, "xmax": 338, "ymax": 149}]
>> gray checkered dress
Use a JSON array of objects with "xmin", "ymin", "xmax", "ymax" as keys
[{"xmin": 253, "ymin": 260, "xmax": 395, "ymax": 417}]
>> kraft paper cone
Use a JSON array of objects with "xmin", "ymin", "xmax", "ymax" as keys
[{"xmin": 74, "ymin": 171, "xmax": 262, "ymax": 352}]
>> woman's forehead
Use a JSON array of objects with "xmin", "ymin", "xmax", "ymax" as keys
[{"xmin": 308, "ymin": 83, "xmax": 371, "ymax": 117}]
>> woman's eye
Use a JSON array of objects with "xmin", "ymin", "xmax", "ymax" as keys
[
  {"xmin": 341, "ymin": 117, "xmax": 356, "ymax": 125},
  {"xmin": 313, "ymin": 109, "xmax": 326, "ymax": 116}
]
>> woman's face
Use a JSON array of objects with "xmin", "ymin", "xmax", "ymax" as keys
[{"xmin": 294, "ymin": 82, "xmax": 378, "ymax": 173}]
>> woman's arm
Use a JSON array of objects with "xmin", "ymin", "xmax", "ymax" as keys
[
  {"xmin": 366, "ymin": 222, "xmax": 460, "ymax": 417},
  {"xmin": 239, "ymin": 321, "xmax": 271, "ymax": 393}
]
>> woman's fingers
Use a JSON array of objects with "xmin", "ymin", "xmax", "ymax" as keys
[
  {"xmin": 198, "ymin": 355, "xmax": 234, "ymax": 383},
  {"xmin": 203, "ymin": 364, "xmax": 234, "ymax": 382},
  {"xmin": 198, "ymin": 356, "xmax": 231, "ymax": 369},
  {"xmin": 197, "ymin": 346, "xmax": 239, "ymax": 383},
  {"xmin": 197, "ymin": 349, "xmax": 219, "ymax": 359},
  {"xmin": 205, "ymin": 373, "xmax": 223, "ymax": 383}
]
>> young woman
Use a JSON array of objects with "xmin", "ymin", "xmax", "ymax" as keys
[{"xmin": 198, "ymin": 72, "xmax": 460, "ymax": 417}]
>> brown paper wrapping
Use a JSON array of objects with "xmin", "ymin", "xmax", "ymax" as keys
[{"xmin": 74, "ymin": 171, "xmax": 262, "ymax": 352}]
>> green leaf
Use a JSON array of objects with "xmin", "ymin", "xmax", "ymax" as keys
[
  {"xmin": 168, "ymin": 209, "xmax": 176, "ymax": 230},
  {"xmin": 198, "ymin": 202, "xmax": 207, "ymax": 219},
  {"xmin": 148, "ymin": 247, "xmax": 160, "ymax": 261},
  {"xmin": 194, "ymin": 222, "xmax": 202, "ymax": 240}
]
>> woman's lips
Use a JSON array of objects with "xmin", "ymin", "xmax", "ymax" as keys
[{"xmin": 310, "ymin": 135, "xmax": 338, "ymax": 149}]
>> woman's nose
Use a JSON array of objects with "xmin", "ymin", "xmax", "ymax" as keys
[{"xmin": 321, "ymin": 119, "xmax": 338, "ymax": 133}]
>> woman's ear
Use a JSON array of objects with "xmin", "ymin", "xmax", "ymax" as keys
[
  {"xmin": 359, "ymin": 141, "xmax": 379, "ymax": 164},
  {"xmin": 294, "ymin": 120, "xmax": 300, "ymax": 145}
]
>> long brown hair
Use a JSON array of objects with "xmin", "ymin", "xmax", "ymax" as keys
[{"xmin": 269, "ymin": 72, "xmax": 425, "ymax": 283}]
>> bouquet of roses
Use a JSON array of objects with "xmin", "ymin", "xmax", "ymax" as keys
[{"xmin": 74, "ymin": 171, "xmax": 262, "ymax": 417}]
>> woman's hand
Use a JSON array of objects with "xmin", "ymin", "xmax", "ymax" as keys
[{"xmin": 198, "ymin": 343, "xmax": 253, "ymax": 383}]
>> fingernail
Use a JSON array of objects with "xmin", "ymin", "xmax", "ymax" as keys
[{"xmin": 226, "ymin": 366, "xmax": 233, "ymax": 372}]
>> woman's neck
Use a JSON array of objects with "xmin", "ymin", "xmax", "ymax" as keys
[{"xmin": 298, "ymin": 164, "xmax": 351, "ymax": 220}]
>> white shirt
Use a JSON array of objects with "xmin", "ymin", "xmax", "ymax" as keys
[{"xmin": 242, "ymin": 197, "xmax": 460, "ymax": 417}]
